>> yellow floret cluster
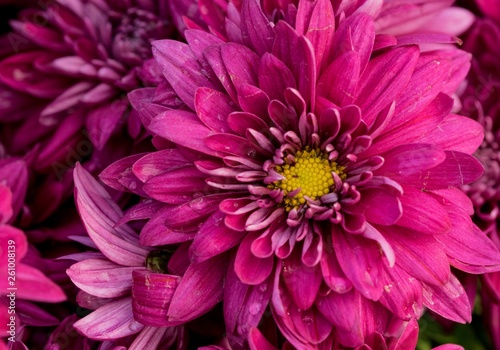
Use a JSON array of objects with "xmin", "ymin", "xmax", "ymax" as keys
[{"xmin": 271, "ymin": 148, "xmax": 346, "ymax": 210}]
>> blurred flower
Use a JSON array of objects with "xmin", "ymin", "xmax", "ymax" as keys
[
  {"xmin": 0, "ymin": 159, "xmax": 66, "ymax": 347},
  {"xmin": 99, "ymin": 0, "xmax": 500, "ymax": 348},
  {"xmin": 171, "ymin": 0, "xmax": 473, "ymax": 45},
  {"xmin": 459, "ymin": 2, "xmax": 500, "ymax": 348},
  {"xmin": 67, "ymin": 164, "xmax": 185, "ymax": 348},
  {"xmin": 0, "ymin": 0, "xmax": 176, "ymax": 180}
]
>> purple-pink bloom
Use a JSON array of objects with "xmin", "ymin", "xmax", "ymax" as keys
[
  {"xmin": 0, "ymin": 0, "xmax": 175, "ymax": 177},
  {"xmin": 98, "ymin": 0, "xmax": 500, "ymax": 348},
  {"xmin": 69, "ymin": 164, "xmax": 185, "ymax": 348},
  {"xmin": 459, "ymin": 2, "xmax": 500, "ymax": 348},
  {"xmin": 0, "ymin": 160, "xmax": 66, "ymax": 347}
]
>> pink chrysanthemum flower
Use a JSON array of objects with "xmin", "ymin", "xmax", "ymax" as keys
[
  {"xmin": 0, "ymin": 0, "xmax": 175, "ymax": 174},
  {"xmin": 67, "ymin": 164, "xmax": 185, "ymax": 348},
  {"xmin": 102, "ymin": 0, "xmax": 500, "ymax": 347}
]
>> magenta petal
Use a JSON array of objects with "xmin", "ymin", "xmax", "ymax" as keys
[
  {"xmin": 139, "ymin": 205, "xmax": 195, "ymax": 246},
  {"xmin": 287, "ymin": 305, "xmax": 332, "ymax": 344},
  {"xmin": 389, "ymin": 50, "xmax": 470, "ymax": 131},
  {"xmin": 168, "ymin": 254, "xmax": 227, "ymax": 322},
  {"xmin": 74, "ymin": 164, "xmax": 150, "ymax": 267},
  {"xmin": 240, "ymin": 0, "xmax": 275, "ymax": 55},
  {"xmin": 282, "ymin": 249, "xmax": 322, "ymax": 310},
  {"xmin": 366, "ymin": 93, "xmax": 452, "ymax": 157},
  {"xmin": 476, "ymin": 0, "xmax": 500, "ymax": 21},
  {"xmin": 417, "ymin": 114, "xmax": 484, "ymax": 154},
  {"xmin": 432, "ymin": 345, "xmax": 465, "ymax": 350},
  {"xmin": 422, "ymin": 274, "xmax": 471, "ymax": 323},
  {"xmin": 317, "ymin": 51, "xmax": 360, "ymax": 107},
  {"xmin": 248, "ymin": 328, "xmax": 278, "ymax": 350},
  {"xmin": 99, "ymin": 153, "xmax": 147, "ymax": 195},
  {"xmin": 316, "ymin": 289, "xmax": 364, "ymax": 347},
  {"xmin": 320, "ymin": 248, "xmax": 353, "ymax": 293},
  {"xmin": 204, "ymin": 45, "xmax": 238, "ymax": 101},
  {"xmin": 132, "ymin": 149, "xmax": 190, "ymax": 183},
  {"xmin": 379, "ymin": 264, "xmax": 422, "ymax": 320},
  {"xmin": 392, "ymin": 318, "xmax": 419, "ymax": 350},
  {"xmin": 258, "ymin": 53, "xmax": 296, "ymax": 102},
  {"xmin": 330, "ymin": 13, "xmax": 375, "ymax": 72},
  {"xmin": 397, "ymin": 187, "xmax": 451, "ymax": 235},
  {"xmin": 205, "ymin": 133, "xmax": 271, "ymax": 158},
  {"xmin": 272, "ymin": 22, "xmax": 316, "ymax": 108},
  {"xmin": 382, "ymin": 226, "xmax": 450, "ymax": 286},
  {"xmin": 224, "ymin": 257, "xmax": 272, "ymax": 343},
  {"xmin": 302, "ymin": 0, "xmax": 335, "ymax": 72},
  {"xmin": 131, "ymin": 269, "xmax": 180, "ymax": 327},
  {"xmin": 14, "ymin": 264, "xmax": 66, "ymax": 303},
  {"xmin": 149, "ymin": 110, "xmax": 218, "ymax": 157},
  {"xmin": 378, "ymin": 143, "xmax": 446, "ymax": 177},
  {"xmin": 195, "ymin": 87, "xmax": 236, "ymax": 132},
  {"xmin": 143, "ymin": 166, "xmax": 207, "ymax": 204},
  {"xmin": 0, "ymin": 51, "xmax": 70, "ymax": 98},
  {"xmin": 355, "ymin": 46, "xmax": 419, "ymax": 127},
  {"xmin": 0, "ymin": 185, "xmax": 13, "ymax": 224},
  {"xmin": 345, "ymin": 187, "xmax": 402, "ymax": 226},
  {"xmin": 67, "ymin": 259, "xmax": 135, "ymax": 298},
  {"xmin": 221, "ymin": 43, "xmax": 260, "ymax": 90},
  {"xmin": 85, "ymin": 98, "xmax": 128, "ymax": 150},
  {"xmin": 74, "ymin": 298, "xmax": 144, "ymax": 340},
  {"xmin": 228, "ymin": 111, "xmax": 269, "ymax": 136},
  {"xmin": 190, "ymin": 211, "xmax": 246, "ymax": 263},
  {"xmin": 0, "ymin": 159, "xmax": 28, "ymax": 220},
  {"xmin": 127, "ymin": 87, "xmax": 172, "ymax": 128},
  {"xmin": 333, "ymin": 229, "xmax": 384, "ymax": 300},
  {"xmin": 397, "ymin": 151, "xmax": 484, "ymax": 190},
  {"xmin": 437, "ymin": 209, "xmax": 500, "ymax": 273},
  {"xmin": 236, "ymin": 84, "xmax": 271, "ymax": 119},
  {"xmin": 152, "ymin": 40, "xmax": 216, "ymax": 109},
  {"xmin": 235, "ymin": 232, "xmax": 274, "ymax": 285}
]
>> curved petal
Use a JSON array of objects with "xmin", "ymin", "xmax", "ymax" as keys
[{"xmin": 74, "ymin": 298, "xmax": 144, "ymax": 340}]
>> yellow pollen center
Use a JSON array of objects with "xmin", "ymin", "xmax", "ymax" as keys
[{"xmin": 271, "ymin": 148, "xmax": 346, "ymax": 210}]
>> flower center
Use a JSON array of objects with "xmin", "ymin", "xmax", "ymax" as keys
[
  {"xmin": 145, "ymin": 249, "xmax": 172, "ymax": 273},
  {"xmin": 271, "ymin": 148, "xmax": 345, "ymax": 210}
]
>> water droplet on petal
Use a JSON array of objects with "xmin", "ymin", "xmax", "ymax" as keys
[
  {"xmin": 259, "ymin": 283, "xmax": 267, "ymax": 293},
  {"xmin": 249, "ymin": 303, "xmax": 261, "ymax": 315},
  {"xmin": 302, "ymin": 316, "xmax": 313, "ymax": 325},
  {"xmin": 247, "ymin": 149, "xmax": 256, "ymax": 158}
]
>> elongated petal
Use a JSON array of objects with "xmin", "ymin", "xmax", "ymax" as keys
[
  {"xmin": 355, "ymin": 46, "xmax": 419, "ymax": 127},
  {"xmin": 190, "ymin": 211, "xmax": 246, "ymax": 263},
  {"xmin": 149, "ymin": 110, "xmax": 218, "ymax": 157},
  {"xmin": 422, "ymin": 274, "xmax": 471, "ymax": 323},
  {"xmin": 382, "ymin": 226, "xmax": 450, "ymax": 286},
  {"xmin": 397, "ymin": 187, "xmax": 451, "ymax": 235},
  {"xmin": 67, "ymin": 259, "xmax": 135, "ymax": 298},
  {"xmin": 235, "ymin": 232, "xmax": 274, "ymax": 285},
  {"xmin": 74, "ymin": 298, "xmax": 144, "ymax": 340},
  {"xmin": 282, "ymin": 249, "xmax": 322, "ymax": 310},
  {"xmin": 168, "ymin": 254, "xmax": 227, "ymax": 322},
  {"xmin": 152, "ymin": 40, "xmax": 216, "ymax": 109},
  {"xmin": 74, "ymin": 164, "xmax": 149, "ymax": 266},
  {"xmin": 334, "ymin": 228, "xmax": 384, "ymax": 300},
  {"xmin": 437, "ymin": 209, "xmax": 500, "ymax": 273},
  {"xmin": 240, "ymin": 0, "xmax": 275, "ymax": 55}
]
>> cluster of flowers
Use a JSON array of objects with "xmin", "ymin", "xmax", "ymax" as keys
[{"xmin": 1, "ymin": 0, "xmax": 500, "ymax": 348}]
